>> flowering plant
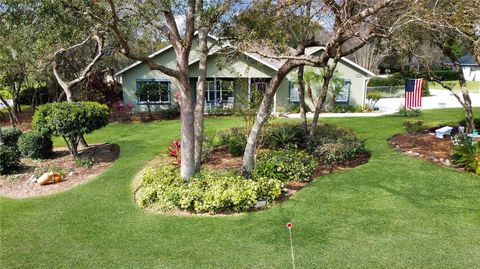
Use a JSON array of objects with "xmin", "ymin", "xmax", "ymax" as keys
[
  {"xmin": 168, "ymin": 140, "xmax": 181, "ymax": 166},
  {"xmin": 113, "ymin": 101, "xmax": 134, "ymax": 113}
]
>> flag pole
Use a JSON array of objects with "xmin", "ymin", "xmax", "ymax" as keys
[{"xmin": 287, "ymin": 223, "xmax": 295, "ymax": 269}]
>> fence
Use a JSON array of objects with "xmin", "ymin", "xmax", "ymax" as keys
[{"xmin": 367, "ymin": 86, "xmax": 404, "ymax": 98}]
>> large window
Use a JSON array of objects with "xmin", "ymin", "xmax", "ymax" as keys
[
  {"xmin": 136, "ymin": 80, "xmax": 171, "ymax": 104},
  {"xmin": 205, "ymin": 79, "xmax": 234, "ymax": 103},
  {"xmin": 335, "ymin": 80, "xmax": 351, "ymax": 103}
]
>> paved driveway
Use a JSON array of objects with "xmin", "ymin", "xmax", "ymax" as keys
[{"xmin": 376, "ymin": 89, "xmax": 480, "ymax": 114}]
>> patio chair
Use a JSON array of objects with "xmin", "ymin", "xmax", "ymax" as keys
[
  {"xmin": 204, "ymin": 99, "xmax": 212, "ymax": 114},
  {"xmin": 224, "ymin": 97, "xmax": 234, "ymax": 109}
]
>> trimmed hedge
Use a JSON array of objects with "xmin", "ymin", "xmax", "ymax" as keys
[
  {"xmin": 18, "ymin": 132, "xmax": 53, "ymax": 159},
  {"xmin": 0, "ymin": 144, "xmax": 21, "ymax": 175},
  {"xmin": 0, "ymin": 127, "xmax": 22, "ymax": 149}
]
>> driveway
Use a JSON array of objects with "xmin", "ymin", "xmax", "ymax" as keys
[{"xmin": 376, "ymin": 88, "xmax": 480, "ymax": 114}]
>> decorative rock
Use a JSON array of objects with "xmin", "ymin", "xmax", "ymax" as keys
[
  {"xmin": 444, "ymin": 159, "xmax": 451, "ymax": 166},
  {"xmin": 440, "ymin": 158, "xmax": 444, "ymax": 163},
  {"xmin": 67, "ymin": 171, "xmax": 76, "ymax": 177},
  {"xmin": 28, "ymin": 175, "xmax": 37, "ymax": 184},
  {"xmin": 37, "ymin": 172, "xmax": 54, "ymax": 185},
  {"xmin": 254, "ymin": 200, "xmax": 267, "ymax": 209}
]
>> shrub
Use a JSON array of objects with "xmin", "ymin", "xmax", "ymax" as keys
[
  {"xmin": 288, "ymin": 104, "xmax": 301, "ymax": 113},
  {"xmin": 215, "ymin": 128, "xmax": 246, "ymax": 157},
  {"xmin": 306, "ymin": 124, "xmax": 366, "ymax": 170},
  {"xmin": 404, "ymin": 121, "xmax": 426, "ymax": 134},
  {"xmin": 17, "ymin": 132, "xmax": 53, "ymax": 159},
  {"xmin": 254, "ymin": 149, "xmax": 317, "ymax": 182},
  {"xmin": 138, "ymin": 166, "xmax": 282, "ymax": 213},
  {"xmin": 366, "ymin": 92, "xmax": 382, "ymax": 109},
  {"xmin": 0, "ymin": 127, "xmax": 22, "ymax": 149},
  {"xmin": 265, "ymin": 123, "xmax": 304, "ymax": 149},
  {"xmin": 0, "ymin": 144, "xmax": 21, "ymax": 175},
  {"xmin": 312, "ymin": 135, "xmax": 366, "ymax": 170},
  {"xmin": 32, "ymin": 102, "xmax": 109, "ymax": 157},
  {"xmin": 75, "ymin": 157, "xmax": 96, "ymax": 168},
  {"xmin": 458, "ymin": 117, "xmax": 480, "ymax": 129},
  {"xmin": 451, "ymin": 135, "xmax": 480, "ymax": 175},
  {"xmin": 396, "ymin": 106, "xmax": 422, "ymax": 117}
]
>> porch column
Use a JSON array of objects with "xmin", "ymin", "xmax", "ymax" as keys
[
  {"xmin": 273, "ymin": 92, "xmax": 277, "ymax": 114},
  {"xmin": 214, "ymin": 76, "xmax": 217, "ymax": 107},
  {"xmin": 247, "ymin": 77, "xmax": 251, "ymax": 107}
]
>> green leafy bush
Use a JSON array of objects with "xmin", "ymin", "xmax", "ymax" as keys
[
  {"xmin": 451, "ymin": 135, "xmax": 480, "ymax": 175},
  {"xmin": 0, "ymin": 144, "xmax": 21, "ymax": 175},
  {"xmin": 0, "ymin": 127, "xmax": 22, "ymax": 149},
  {"xmin": 17, "ymin": 132, "xmax": 53, "ymax": 159},
  {"xmin": 366, "ymin": 92, "xmax": 382, "ymax": 109},
  {"xmin": 138, "ymin": 166, "xmax": 282, "ymax": 213},
  {"xmin": 265, "ymin": 123, "xmax": 304, "ymax": 149},
  {"xmin": 404, "ymin": 121, "xmax": 426, "ymax": 134},
  {"xmin": 215, "ymin": 128, "xmax": 246, "ymax": 156},
  {"xmin": 306, "ymin": 124, "xmax": 366, "ymax": 170},
  {"xmin": 254, "ymin": 149, "xmax": 317, "ymax": 182},
  {"xmin": 75, "ymin": 157, "xmax": 96, "ymax": 168},
  {"xmin": 32, "ymin": 102, "xmax": 109, "ymax": 157},
  {"xmin": 313, "ymin": 137, "xmax": 365, "ymax": 170},
  {"xmin": 396, "ymin": 106, "xmax": 422, "ymax": 117}
]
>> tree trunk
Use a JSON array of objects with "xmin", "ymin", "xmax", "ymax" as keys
[
  {"xmin": 297, "ymin": 66, "xmax": 308, "ymax": 135},
  {"xmin": 179, "ymin": 79, "xmax": 196, "ymax": 179},
  {"xmin": 194, "ymin": 28, "xmax": 208, "ymax": 170},
  {"xmin": 310, "ymin": 75, "xmax": 332, "ymax": 135},
  {"xmin": 0, "ymin": 95, "xmax": 19, "ymax": 127},
  {"xmin": 241, "ymin": 63, "xmax": 297, "ymax": 177},
  {"xmin": 310, "ymin": 58, "xmax": 339, "ymax": 135}
]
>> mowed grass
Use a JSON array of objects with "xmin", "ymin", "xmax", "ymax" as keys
[
  {"xmin": 1, "ymin": 109, "xmax": 480, "ymax": 268},
  {"xmin": 429, "ymin": 80, "xmax": 480, "ymax": 92}
]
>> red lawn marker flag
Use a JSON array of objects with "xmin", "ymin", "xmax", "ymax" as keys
[{"xmin": 405, "ymin": 78, "xmax": 423, "ymax": 108}]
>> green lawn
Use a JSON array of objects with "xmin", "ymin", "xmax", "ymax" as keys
[
  {"xmin": 429, "ymin": 80, "xmax": 480, "ymax": 92},
  {"xmin": 1, "ymin": 109, "xmax": 480, "ymax": 268}
]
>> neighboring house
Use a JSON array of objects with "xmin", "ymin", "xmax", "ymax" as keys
[
  {"xmin": 115, "ymin": 35, "xmax": 374, "ymax": 113},
  {"xmin": 459, "ymin": 54, "xmax": 480, "ymax": 82}
]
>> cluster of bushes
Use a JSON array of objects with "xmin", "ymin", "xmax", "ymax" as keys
[
  {"xmin": 111, "ymin": 106, "xmax": 180, "ymax": 122},
  {"xmin": 138, "ymin": 166, "xmax": 282, "ymax": 213},
  {"xmin": 212, "ymin": 128, "xmax": 246, "ymax": 157},
  {"xmin": 332, "ymin": 104, "xmax": 364, "ymax": 113},
  {"xmin": 0, "ymin": 127, "xmax": 53, "ymax": 174},
  {"xmin": 451, "ymin": 134, "xmax": 480, "ymax": 175},
  {"xmin": 254, "ymin": 149, "xmax": 317, "ymax": 182},
  {"xmin": 306, "ymin": 124, "xmax": 366, "ymax": 169}
]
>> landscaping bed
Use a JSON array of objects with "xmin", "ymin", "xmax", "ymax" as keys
[
  {"xmin": 135, "ymin": 123, "xmax": 370, "ymax": 215},
  {"xmin": 390, "ymin": 132, "xmax": 479, "ymax": 174},
  {"xmin": 0, "ymin": 143, "xmax": 119, "ymax": 198}
]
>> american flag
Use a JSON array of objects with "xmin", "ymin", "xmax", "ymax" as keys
[{"xmin": 405, "ymin": 79, "xmax": 423, "ymax": 108}]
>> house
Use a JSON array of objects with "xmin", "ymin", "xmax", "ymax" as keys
[
  {"xmin": 458, "ymin": 54, "xmax": 480, "ymax": 82},
  {"xmin": 115, "ymin": 35, "xmax": 374, "ymax": 113}
]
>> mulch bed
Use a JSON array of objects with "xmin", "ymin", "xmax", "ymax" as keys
[
  {"xmin": 0, "ymin": 143, "xmax": 119, "ymax": 198},
  {"xmin": 389, "ymin": 132, "xmax": 479, "ymax": 173}
]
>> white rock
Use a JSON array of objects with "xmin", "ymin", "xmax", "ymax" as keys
[
  {"xmin": 28, "ymin": 175, "xmax": 37, "ymax": 184},
  {"xmin": 444, "ymin": 159, "xmax": 451, "ymax": 166},
  {"xmin": 254, "ymin": 200, "xmax": 267, "ymax": 209}
]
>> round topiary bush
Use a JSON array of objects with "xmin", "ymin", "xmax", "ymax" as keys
[
  {"xmin": 254, "ymin": 148, "xmax": 317, "ymax": 182},
  {"xmin": 0, "ymin": 144, "xmax": 21, "ymax": 175},
  {"xmin": 0, "ymin": 127, "xmax": 22, "ymax": 149},
  {"xmin": 18, "ymin": 132, "xmax": 53, "ymax": 159},
  {"xmin": 32, "ymin": 102, "xmax": 110, "ymax": 157}
]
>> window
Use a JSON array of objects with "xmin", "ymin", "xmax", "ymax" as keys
[
  {"xmin": 289, "ymin": 82, "xmax": 300, "ymax": 103},
  {"xmin": 205, "ymin": 79, "xmax": 234, "ymax": 103},
  {"xmin": 335, "ymin": 80, "xmax": 351, "ymax": 103},
  {"xmin": 136, "ymin": 80, "xmax": 171, "ymax": 104}
]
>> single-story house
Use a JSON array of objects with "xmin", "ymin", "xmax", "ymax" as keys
[
  {"xmin": 115, "ymin": 35, "xmax": 374, "ymax": 113},
  {"xmin": 458, "ymin": 54, "xmax": 480, "ymax": 82}
]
